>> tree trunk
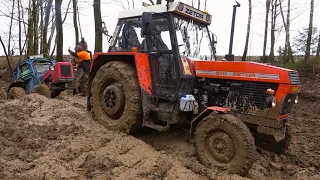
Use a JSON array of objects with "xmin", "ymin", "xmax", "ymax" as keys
[
  {"xmin": 21, "ymin": 0, "xmax": 27, "ymax": 59},
  {"xmin": 8, "ymin": 0, "xmax": 15, "ymax": 56},
  {"xmin": 287, "ymin": 0, "xmax": 293, "ymax": 63},
  {"xmin": 17, "ymin": 0, "xmax": 22, "ymax": 60},
  {"xmin": 43, "ymin": 0, "xmax": 53, "ymax": 56},
  {"xmin": 94, "ymin": 0, "xmax": 102, "ymax": 52},
  {"xmin": 33, "ymin": 0, "xmax": 39, "ymax": 55},
  {"xmin": 0, "ymin": 37, "xmax": 13, "ymax": 73},
  {"xmin": 316, "ymin": 29, "xmax": 320, "ymax": 59},
  {"xmin": 39, "ymin": 0, "xmax": 44, "ymax": 54},
  {"xmin": 242, "ymin": 0, "xmax": 252, "ymax": 61},
  {"xmin": 269, "ymin": 0, "xmax": 278, "ymax": 64},
  {"xmin": 197, "ymin": 0, "xmax": 200, "ymax": 9},
  {"xmin": 305, "ymin": 0, "xmax": 314, "ymax": 61},
  {"xmin": 204, "ymin": 0, "xmax": 207, "ymax": 10},
  {"xmin": 27, "ymin": 0, "xmax": 34, "ymax": 57},
  {"xmin": 262, "ymin": 0, "xmax": 271, "ymax": 63},
  {"xmin": 55, "ymin": 0, "xmax": 63, "ymax": 61},
  {"xmin": 280, "ymin": 0, "xmax": 293, "ymax": 63},
  {"xmin": 73, "ymin": 0, "xmax": 79, "ymax": 46}
]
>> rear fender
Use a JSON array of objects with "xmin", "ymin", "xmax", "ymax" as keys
[
  {"xmin": 8, "ymin": 81, "xmax": 26, "ymax": 91},
  {"xmin": 87, "ymin": 52, "xmax": 152, "ymax": 111},
  {"xmin": 190, "ymin": 106, "xmax": 231, "ymax": 137}
]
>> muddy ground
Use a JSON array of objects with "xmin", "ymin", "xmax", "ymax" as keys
[{"xmin": 0, "ymin": 75, "xmax": 319, "ymax": 179}]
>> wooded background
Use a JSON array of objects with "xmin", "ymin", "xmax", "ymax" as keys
[{"xmin": 0, "ymin": 0, "xmax": 319, "ymax": 73}]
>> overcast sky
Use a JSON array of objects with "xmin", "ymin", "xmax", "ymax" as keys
[{"xmin": 0, "ymin": 0, "xmax": 320, "ymax": 57}]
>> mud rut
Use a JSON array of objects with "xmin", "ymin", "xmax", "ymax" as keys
[{"xmin": 0, "ymin": 80, "xmax": 319, "ymax": 179}]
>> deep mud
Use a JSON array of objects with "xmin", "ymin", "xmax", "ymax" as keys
[{"xmin": 0, "ymin": 77, "xmax": 320, "ymax": 179}]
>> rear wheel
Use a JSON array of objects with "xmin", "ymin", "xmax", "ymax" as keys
[
  {"xmin": 7, "ymin": 87, "xmax": 26, "ymax": 100},
  {"xmin": 91, "ymin": 61, "xmax": 142, "ymax": 134},
  {"xmin": 194, "ymin": 113, "xmax": 256, "ymax": 176},
  {"xmin": 34, "ymin": 84, "xmax": 51, "ymax": 98}
]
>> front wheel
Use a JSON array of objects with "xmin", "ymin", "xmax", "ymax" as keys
[
  {"xmin": 34, "ymin": 84, "xmax": 51, "ymax": 98},
  {"xmin": 194, "ymin": 113, "xmax": 256, "ymax": 176},
  {"xmin": 91, "ymin": 61, "xmax": 142, "ymax": 134},
  {"xmin": 7, "ymin": 87, "xmax": 26, "ymax": 100}
]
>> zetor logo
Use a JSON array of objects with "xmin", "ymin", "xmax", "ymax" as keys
[{"xmin": 185, "ymin": 8, "xmax": 204, "ymax": 19}]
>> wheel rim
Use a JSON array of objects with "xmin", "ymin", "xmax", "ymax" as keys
[
  {"xmin": 205, "ymin": 130, "xmax": 236, "ymax": 163},
  {"xmin": 102, "ymin": 84, "xmax": 125, "ymax": 120}
]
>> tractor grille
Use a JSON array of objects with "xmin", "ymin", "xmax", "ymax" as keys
[
  {"xmin": 279, "ymin": 94, "xmax": 297, "ymax": 115},
  {"xmin": 60, "ymin": 65, "xmax": 72, "ymax": 77},
  {"xmin": 227, "ymin": 82, "xmax": 278, "ymax": 112},
  {"xmin": 288, "ymin": 71, "xmax": 300, "ymax": 84}
]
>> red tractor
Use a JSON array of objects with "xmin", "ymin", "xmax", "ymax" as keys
[{"xmin": 87, "ymin": 1, "xmax": 300, "ymax": 175}]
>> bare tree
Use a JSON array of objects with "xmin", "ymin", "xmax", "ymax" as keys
[
  {"xmin": 73, "ymin": 0, "xmax": 79, "ymax": 46},
  {"xmin": 262, "ymin": 0, "xmax": 271, "ymax": 63},
  {"xmin": 39, "ymin": 0, "xmax": 44, "ymax": 54},
  {"xmin": 269, "ymin": 0, "xmax": 278, "ymax": 64},
  {"xmin": 42, "ymin": 0, "xmax": 53, "ymax": 55},
  {"xmin": 17, "ymin": 0, "xmax": 22, "ymax": 60},
  {"xmin": 27, "ymin": 0, "xmax": 34, "ymax": 56},
  {"xmin": 305, "ymin": 0, "xmax": 314, "ymax": 61},
  {"xmin": 8, "ymin": 0, "xmax": 15, "ymax": 56},
  {"xmin": 0, "ymin": 36, "xmax": 13, "ymax": 73},
  {"xmin": 33, "ymin": 0, "xmax": 39, "ymax": 55},
  {"xmin": 242, "ymin": 0, "xmax": 252, "ymax": 61},
  {"xmin": 279, "ymin": 0, "xmax": 293, "ymax": 63},
  {"xmin": 94, "ymin": 0, "xmax": 102, "ymax": 52},
  {"xmin": 55, "ymin": 0, "xmax": 63, "ymax": 61},
  {"xmin": 197, "ymin": 0, "xmax": 200, "ymax": 9},
  {"xmin": 316, "ymin": 29, "xmax": 320, "ymax": 59}
]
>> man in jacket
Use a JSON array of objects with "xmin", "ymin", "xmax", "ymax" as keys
[{"xmin": 68, "ymin": 45, "xmax": 91, "ymax": 96}]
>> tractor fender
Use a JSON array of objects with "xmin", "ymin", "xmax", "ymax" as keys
[
  {"xmin": 190, "ymin": 106, "xmax": 231, "ymax": 137},
  {"xmin": 8, "ymin": 81, "xmax": 26, "ymax": 92}
]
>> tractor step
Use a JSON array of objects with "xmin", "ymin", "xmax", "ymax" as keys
[{"xmin": 142, "ymin": 121, "xmax": 170, "ymax": 132}]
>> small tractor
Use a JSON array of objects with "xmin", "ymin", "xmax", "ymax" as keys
[
  {"xmin": 8, "ymin": 57, "xmax": 74, "ymax": 99},
  {"xmin": 86, "ymin": 1, "xmax": 301, "ymax": 175}
]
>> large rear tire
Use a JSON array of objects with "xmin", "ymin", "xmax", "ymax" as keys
[
  {"xmin": 91, "ymin": 61, "xmax": 142, "ymax": 134},
  {"xmin": 7, "ymin": 87, "xmax": 26, "ymax": 100},
  {"xmin": 34, "ymin": 84, "xmax": 51, "ymax": 98},
  {"xmin": 194, "ymin": 113, "xmax": 256, "ymax": 176}
]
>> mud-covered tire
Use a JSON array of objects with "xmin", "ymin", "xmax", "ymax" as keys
[
  {"xmin": 256, "ymin": 125, "xmax": 292, "ymax": 154},
  {"xmin": 7, "ymin": 87, "xmax": 26, "ymax": 100},
  {"xmin": 194, "ymin": 113, "xmax": 256, "ymax": 176},
  {"xmin": 51, "ymin": 90, "xmax": 62, "ymax": 98},
  {"xmin": 91, "ymin": 61, "xmax": 142, "ymax": 134},
  {"xmin": 34, "ymin": 84, "xmax": 51, "ymax": 98}
]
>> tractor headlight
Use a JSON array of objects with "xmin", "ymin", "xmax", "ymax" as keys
[
  {"xmin": 266, "ymin": 95, "xmax": 276, "ymax": 108},
  {"xmin": 294, "ymin": 96, "xmax": 298, "ymax": 104},
  {"xmin": 49, "ymin": 66, "xmax": 54, "ymax": 71}
]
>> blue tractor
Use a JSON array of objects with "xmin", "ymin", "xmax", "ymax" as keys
[{"xmin": 7, "ymin": 57, "xmax": 74, "ymax": 99}]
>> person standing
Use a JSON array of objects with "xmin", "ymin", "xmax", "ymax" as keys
[{"xmin": 68, "ymin": 45, "xmax": 91, "ymax": 96}]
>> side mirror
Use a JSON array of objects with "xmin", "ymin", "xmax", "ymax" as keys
[{"xmin": 142, "ymin": 12, "xmax": 153, "ymax": 36}]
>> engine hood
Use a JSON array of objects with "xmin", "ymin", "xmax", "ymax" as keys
[{"xmin": 191, "ymin": 60, "xmax": 300, "ymax": 85}]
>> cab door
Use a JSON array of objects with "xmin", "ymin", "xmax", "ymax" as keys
[{"xmin": 145, "ymin": 14, "xmax": 180, "ymax": 100}]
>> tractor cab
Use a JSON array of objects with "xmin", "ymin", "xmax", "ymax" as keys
[
  {"xmin": 108, "ymin": 1, "xmax": 215, "ymax": 100},
  {"xmin": 109, "ymin": 1, "xmax": 216, "ymax": 60}
]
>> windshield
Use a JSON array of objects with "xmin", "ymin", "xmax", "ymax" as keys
[
  {"xmin": 174, "ymin": 17, "xmax": 214, "ymax": 60},
  {"xmin": 33, "ymin": 62, "xmax": 51, "ymax": 74}
]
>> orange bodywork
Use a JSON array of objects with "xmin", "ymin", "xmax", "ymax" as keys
[
  {"xmin": 91, "ymin": 51, "xmax": 152, "ymax": 95},
  {"xmin": 193, "ymin": 61, "xmax": 294, "ymax": 84}
]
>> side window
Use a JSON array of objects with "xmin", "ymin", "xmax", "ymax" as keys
[
  {"xmin": 19, "ymin": 64, "xmax": 30, "ymax": 77},
  {"xmin": 111, "ymin": 18, "xmax": 145, "ymax": 52}
]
